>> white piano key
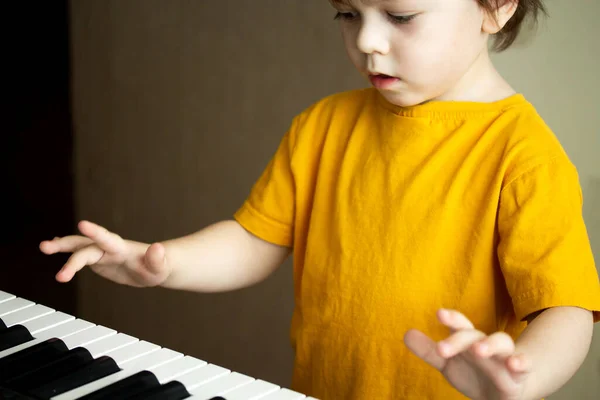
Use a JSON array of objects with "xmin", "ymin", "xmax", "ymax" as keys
[
  {"xmin": 122, "ymin": 347, "xmax": 182, "ymax": 370},
  {"xmin": 174, "ymin": 363, "xmax": 230, "ymax": 391},
  {"xmin": 50, "ymin": 370, "xmax": 133, "ymax": 400},
  {"xmin": 83, "ymin": 332, "xmax": 138, "ymax": 358},
  {"xmin": 0, "ymin": 298, "xmax": 34, "ymax": 316},
  {"xmin": 259, "ymin": 388, "xmax": 307, "ymax": 400},
  {"xmin": 51, "ymin": 347, "xmax": 183, "ymax": 400},
  {"xmin": 35, "ymin": 318, "xmax": 94, "ymax": 341},
  {"xmin": 104, "ymin": 339, "xmax": 159, "ymax": 365},
  {"xmin": 224, "ymin": 379, "xmax": 281, "ymax": 400},
  {"xmin": 0, "ymin": 290, "xmax": 16, "ymax": 303},
  {"xmin": 1, "ymin": 304, "xmax": 55, "ymax": 327},
  {"xmin": 54, "ymin": 371, "xmax": 139, "ymax": 400},
  {"xmin": 61, "ymin": 325, "xmax": 116, "ymax": 349},
  {"xmin": 20, "ymin": 311, "xmax": 74, "ymax": 334},
  {"xmin": 0, "ymin": 318, "xmax": 94, "ymax": 359},
  {"xmin": 189, "ymin": 371, "xmax": 254, "ymax": 398},
  {"xmin": 152, "ymin": 355, "xmax": 206, "ymax": 383}
]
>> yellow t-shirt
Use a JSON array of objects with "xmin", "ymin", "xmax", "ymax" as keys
[{"xmin": 234, "ymin": 88, "xmax": 600, "ymax": 400}]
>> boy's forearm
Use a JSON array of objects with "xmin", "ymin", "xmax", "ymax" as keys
[
  {"xmin": 158, "ymin": 220, "xmax": 291, "ymax": 292},
  {"xmin": 516, "ymin": 306, "xmax": 594, "ymax": 400}
]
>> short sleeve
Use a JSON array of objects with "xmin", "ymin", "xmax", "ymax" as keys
[
  {"xmin": 497, "ymin": 157, "xmax": 600, "ymax": 323},
  {"xmin": 233, "ymin": 121, "xmax": 298, "ymax": 247}
]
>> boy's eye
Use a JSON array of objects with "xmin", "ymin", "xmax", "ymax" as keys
[
  {"xmin": 333, "ymin": 11, "xmax": 359, "ymax": 21},
  {"xmin": 334, "ymin": 11, "xmax": 417, "ymax": 24},
  {"xmin": 387, "ymin": 13, "xmax": 418, "ymax": 24}
]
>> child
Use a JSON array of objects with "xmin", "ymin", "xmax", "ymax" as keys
[{"xmin": 40, "ymin": 0, "xmax": 600, "ymax": 399}]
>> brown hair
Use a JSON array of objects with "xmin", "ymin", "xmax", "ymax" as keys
[
  {"xmin": 477, "ymin": 0, "xmax": 548, "ymax": 51},
  {"xmin": 329, "ymin": 0, "xmax": 548, "ymax": 52}
]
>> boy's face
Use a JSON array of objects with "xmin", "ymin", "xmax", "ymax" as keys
[{"xmin": 331, "ymin": 0, "xmax": 493, "ymax": 106}]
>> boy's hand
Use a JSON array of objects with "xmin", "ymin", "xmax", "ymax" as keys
[
  {"xmin": 404, "ymin": 309, "xmax": 532, "ymax": 400},
  {"xmin": 40, "ymin": 220, "xmax": 171, "ymax": 287}
]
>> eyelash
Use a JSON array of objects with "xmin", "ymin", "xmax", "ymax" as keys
[{"xmin": 333, "ymin": 11, "xmax": 417, "ymax": 25}]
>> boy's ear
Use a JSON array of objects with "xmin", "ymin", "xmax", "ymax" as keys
[{"xmin": 482, "ymin": 0, "xmax": 519, "ymax": 34}]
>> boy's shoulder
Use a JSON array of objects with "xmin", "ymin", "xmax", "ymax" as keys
[
  {"xmin": 496, "ymin": 97, "xmax": 576, "ymax": 180},
  {"xmin": 284, "ymin": 88, "xmax": 377, "ymax": 148},
  {"xmin": 294, "ymin": 88, "xmax": 377, "ymax": 122}
]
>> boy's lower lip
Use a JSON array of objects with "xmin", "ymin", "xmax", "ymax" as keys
[{"xmin": 369, "ymin": 74, "xmax": 399, "ymax": 89}]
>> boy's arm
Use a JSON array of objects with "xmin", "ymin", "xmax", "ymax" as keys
[
  {"xmin": 516, "ymin": 305, "xmax": 594, "ymax": 399},
  {"xmin": 42, "ymin": 219, "xmax": 290, "ymax": 291},
  {"xmin": 160, "ymin": 219, "xmax": 291, "ymax": 292}
]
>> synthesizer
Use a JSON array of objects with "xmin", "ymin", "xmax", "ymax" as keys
[{"xmin": 0, "ymin": 290, "xmax": 318, "ymax": 400}]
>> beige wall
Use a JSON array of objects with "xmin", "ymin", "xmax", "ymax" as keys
[{"xmin": 69, "ymin": 0, "xmax": 599, "ymax": 397}]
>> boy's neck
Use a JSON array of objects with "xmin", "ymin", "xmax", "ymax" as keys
[{"xmin": 433, "ymin": 48, "xmax": 516, "ymax": 103}]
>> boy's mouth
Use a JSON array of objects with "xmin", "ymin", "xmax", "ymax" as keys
[{"xmin": 368, "ymin": 73, "xmax": 399, "ymax": 89}]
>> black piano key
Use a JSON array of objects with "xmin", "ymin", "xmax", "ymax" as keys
[
  {"xmin": 0, "ymin": 318, "xmax": 6, "ymax": 330},
  {"xmin": 0, "ymin": 384, "xmax": 38, "ymax": 399},
  {"xmin": 124, "ymin": 380, "xmax": 191, "ymax": 400},
  {"xmin": 26, "ymin": 355, "xmax": 121, "ymax": 399},
  {"xmin": 77, "ymin": 370, "xmax": 161, "ymax": 400},
  {"xmin": 0, "ymin": 338, "xmax": 69, "ymax": 382},
  {"xmin": 0, "ymin": 325, "xmax": 34, "ymax": 352},
  {"xmin": 4, "ymin": 346, "xmax": 93, "ymax": 391},
  {"xmin": 209, "ymin": 398, "xmax": 227, "ymax": 400}
]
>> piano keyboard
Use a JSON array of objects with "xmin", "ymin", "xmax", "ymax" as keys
[{"xmin": 0, "ymin": 290, "xmax": 318, "ymax": 400}]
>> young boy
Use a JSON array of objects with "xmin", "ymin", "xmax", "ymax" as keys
[{"xmin": 41, "ymin": 0, "xmax": 600, "ymax": 399}]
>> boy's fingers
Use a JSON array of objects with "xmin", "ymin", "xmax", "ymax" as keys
[
  {"xmin": 55, "ymin": 245, "xmax": 105, "ymax": 282},
  {"xmin": 437, "ymin": 309, "xmax": 475, "ymax": 332},
  {"xmin": 437, "ymin": 329, "xmax": 487, "ymax": 358},
  {"xmin": 404, "ymin": 329, "xmax": 446, "ymax": 371},
  {"xmin": 507, "ymin": 353, "xmax": 532, "ymax": 375},
  {"xmin": 78, "ymin": 220, "xmax": 126, "ymax": 254},
  {"xmin": 145, "ymin": 243, "xmax": 167, "ymax": 275},
  {"xmin": 473, "ymin": 332, "xmax": 515, "ymax": 359},
  {"xmin": 40, "ymin": 236, "xmax": 93, "ymax": 254}
]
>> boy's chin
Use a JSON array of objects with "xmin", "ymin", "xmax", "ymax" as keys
[{"xmin": 376, "ymin": 89, "xmax": 434, "ymax": 108}]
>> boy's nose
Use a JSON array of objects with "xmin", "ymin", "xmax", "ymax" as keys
[{"xmin": 356, "ymin": 23, "xmax": 390, "ymax": 55}]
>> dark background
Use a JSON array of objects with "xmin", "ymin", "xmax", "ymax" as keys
[{"xmin": 3, "ymin": 1, "xmax": 76, "ymax": 315}]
